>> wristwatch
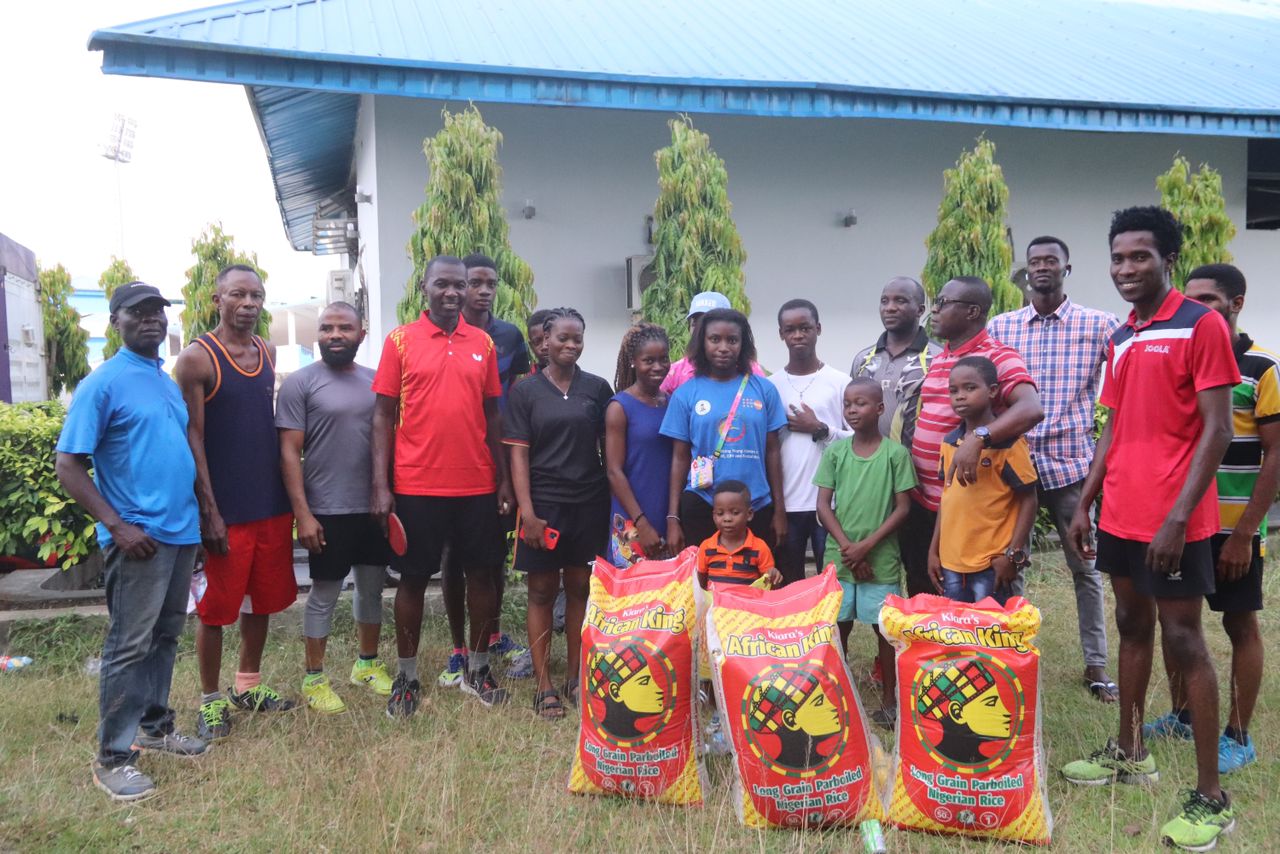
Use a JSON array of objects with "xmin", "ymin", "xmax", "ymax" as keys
[
  {"xmin": 974, "ymin": 425, "xmax": 993, "ymax": 447},
  {"xmin": 1005, "ymin": 546, "xmax": 1030, "ymax": 569},
  {"xmin": 811, "ymin": 424, "xmax": 831, "ymax": 443}
]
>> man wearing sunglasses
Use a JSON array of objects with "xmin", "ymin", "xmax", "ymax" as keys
[{"xmin": 909, "ymin": 277, "xmax": 1044, "ymax": 595}]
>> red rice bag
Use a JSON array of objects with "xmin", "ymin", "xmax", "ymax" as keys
[
  {"xmin": 880, "ymin": 593, "xmax": 1052, "ymax": 844},
  {"xmin": 567, "ymin": 548, "xmax": 705, "ymax": 804},
  {"xmin": 706, "ymin": 568, "xmax": 880, "ymax": 828}
]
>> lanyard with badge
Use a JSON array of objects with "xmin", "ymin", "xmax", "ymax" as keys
[{"xmin": 689, "ymin": 374, "xmax": 750, "ymax": 489}]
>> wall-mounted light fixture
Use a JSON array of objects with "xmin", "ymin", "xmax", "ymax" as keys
[
  {"xmin": 353, "ymin": 185, "xmax": 372, "ymax": 205},
  {"xmin": 841, "ymin": 210, "xmax": 858, "ymax": 228},
  {"xmin": 521, "ymin": 199, "xmax": 536, "ymax": 219}
]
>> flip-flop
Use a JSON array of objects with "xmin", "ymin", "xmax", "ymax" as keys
[
  {"xmin": 534, "ymin": 689, "xmax": 565, "ymax": 720},
  {"xmin": 1086, "ymin": 679, "xmax": 1119, "ymax": 703}
]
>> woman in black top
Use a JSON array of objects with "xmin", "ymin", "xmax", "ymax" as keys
[{"xmin": 505, "ymin": 308, "xmax": 613, "ymax": 720}]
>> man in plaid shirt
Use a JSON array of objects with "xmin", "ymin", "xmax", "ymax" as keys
[{"xmin": 988, "ymin": 235, "xmax": 1120, "ymax": 703}]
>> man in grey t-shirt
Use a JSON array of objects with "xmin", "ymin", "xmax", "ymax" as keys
[{"xmin": 277, "ymin": 302, "xmax": 393, "ymax": 713}]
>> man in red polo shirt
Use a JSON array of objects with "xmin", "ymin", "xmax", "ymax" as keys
[
  {"xmin": 1062, "ymin": 207, "xmax": 1240, "ymax": 851},
  {"xmin": 908, "ymin": 276, "xmax": 1043, "ymax": 596},
  {"xmin": 372, "ymin": 255, "xmax": 515, "ymax": 715}
]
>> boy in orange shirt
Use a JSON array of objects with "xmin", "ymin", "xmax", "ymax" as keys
[
  {"xmin": 928, "ymin": 357, "xmax": 1038, "ymax": 604},
  {"xmin": 697, "ymin": 480, "xmax": 782, "ymax": 590}
]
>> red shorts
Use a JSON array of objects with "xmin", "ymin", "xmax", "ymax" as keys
[{"xmin": 197, "ymin": 513, "xmax": 297, "ymax": 626}]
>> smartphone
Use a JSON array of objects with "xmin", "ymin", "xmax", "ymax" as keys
[{"xmin": 520, "ymin": 523, "xmax": 561, "ymax": 550}]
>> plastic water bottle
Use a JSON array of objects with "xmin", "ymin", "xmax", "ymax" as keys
[
  {"xmin": 0, "ymin": 656, "xmax": 33, "ymax": 672},
  {"xmin": 860, "ymin": 819, "xmax": 888, "ymax": 853}
]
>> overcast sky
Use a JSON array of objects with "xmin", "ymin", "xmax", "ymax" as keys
[{"xmin": 0, "ymin": 1, "xmax": 333, "ymax": 305}]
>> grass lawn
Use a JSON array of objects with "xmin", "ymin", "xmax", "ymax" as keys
[{"xmin": 1, "ymin": 547, "xmax": 1277, "ymax": 853}]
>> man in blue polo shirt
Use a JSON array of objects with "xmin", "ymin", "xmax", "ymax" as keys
[{"xmin": 56, "ymin": 282, "xmax": 205, "ymax": 802}]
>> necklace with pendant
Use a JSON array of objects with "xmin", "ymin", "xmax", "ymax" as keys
[{"xmin": 786, "ymin": 364, "xmax": 823, "ymax": 401}]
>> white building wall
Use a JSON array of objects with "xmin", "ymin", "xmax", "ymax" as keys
[{"xmin": 365, "ymin": 96, "xmax": 1278, "ymax": 379}]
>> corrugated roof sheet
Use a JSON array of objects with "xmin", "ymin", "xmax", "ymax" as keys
[{"xmin": 89, "ymin": 0, "xmax": 1280, "ymax": 248}]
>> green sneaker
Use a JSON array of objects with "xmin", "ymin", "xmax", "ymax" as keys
[
  {"xmin": 302, "ymin": 674, "xmax": 347, "ymax": 714},
  {"xmin": 228, "ymin": 683, "xmax": 298, "ymax": 713},
  {"xmin": 1061, "ymin": 738, "xmax": 1158, "ymax": 786},
  {"xmin": 350, "ymin": 658, "xmax": 394, "ymax": 696},
  {"xmin": 1160, "ymin": 789, "xmax": 1235, "ymax": 851}
]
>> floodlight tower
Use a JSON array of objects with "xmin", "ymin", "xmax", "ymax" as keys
[{"xmin": 101, "ymin": 114, "xmax": 137, "ymax": 256}]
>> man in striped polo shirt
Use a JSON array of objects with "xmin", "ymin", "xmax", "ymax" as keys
[
  {"xmin": 989, "ymin": 236, "xmax": 1120, "ymax": 703},
  {"xmin": 908, "ymin": 276, "xmax": 1044, "ymax": 595},
  {"xmin": 1145, "ymin": 264, "xmax": 1279, "ymax": 776},
  {"xmin": 1062, "ymin": 207, "xmax": 1240, "ymax": 850}
]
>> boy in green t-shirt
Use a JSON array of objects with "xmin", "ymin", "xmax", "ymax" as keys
[{"xmin": 814, "ymin": 378, "xmax": 917, "ymax": 726}]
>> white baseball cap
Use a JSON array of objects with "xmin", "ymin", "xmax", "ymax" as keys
[{"xmin": 686, "ymin": 291, "xmax": 731, "ymax": 318}]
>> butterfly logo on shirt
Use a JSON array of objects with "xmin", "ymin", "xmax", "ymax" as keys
[{"xmin": 472, "ymin": 353, "xmax": 483, "ymax": 362}]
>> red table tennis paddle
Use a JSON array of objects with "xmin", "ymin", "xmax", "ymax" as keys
[{"xmin": 387, "ymin": 512, "xmax": 408, "ymax": 556}]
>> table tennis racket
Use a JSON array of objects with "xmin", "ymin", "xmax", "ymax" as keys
[{"xmin": 387, "ymin": 512, "xmax": 408, "ymax": 556}]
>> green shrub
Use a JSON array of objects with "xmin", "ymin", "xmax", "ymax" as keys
[{"xmin": 0, "ymin": 401, "xmax": 98, "ymax": 568}]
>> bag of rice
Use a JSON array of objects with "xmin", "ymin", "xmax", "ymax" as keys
[
  {"xmin": 706, "ymin": 567, "xmax": 881, "ymax": 828},
  {"xmin": 880, "ymin": 593, "xmax": 1052, "ymax": 845},
  {"xmin": 567, "ymin": 547, "xmax": 706, "ymax": 805}
]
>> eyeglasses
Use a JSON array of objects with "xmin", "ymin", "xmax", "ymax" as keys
[{"xmin": 933, "ymin": 297, "xmax": 980, "ymax": 311}]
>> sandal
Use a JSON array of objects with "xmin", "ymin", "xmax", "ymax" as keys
[
  {"xmin": 534, "ymin": 689, "xmax": 565, "ymax": 720},
  {"xmin": 562, "ymin": 678, "xmax": 581, "ymax": 709},
  {"xmin": 1085, "ymin": 678, "xmax": 1119, "ymax": 704}
]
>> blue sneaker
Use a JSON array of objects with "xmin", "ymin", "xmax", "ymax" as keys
[
  {"xmin": 489, "ymin": 633, "xmax": 528, "ymax": 663},
  {"xmin": 1218, "ymin": 733, "xmax": 1256, "ymax": 774},
  {"xmin": 1143, "ymin": 712, "xmax": 1193, "ymax": 741},
  {"xmin": 437, "ymin": 651, "xmax": 467, "ymax": 688}
]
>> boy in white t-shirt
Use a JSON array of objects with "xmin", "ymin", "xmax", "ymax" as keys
[{"xmin": 767, "ymin": 299, "xmax": 852, "ymax": 585}]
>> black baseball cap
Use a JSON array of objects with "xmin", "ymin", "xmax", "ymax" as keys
[{"xmin": 109, "ymin": 282, "xmax": 171, "ymax": 314}]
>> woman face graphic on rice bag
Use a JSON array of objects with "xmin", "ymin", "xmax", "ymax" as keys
[
  {"xmin": 747, "ymin": 666, "xmax": 842, "ymax": 770},
  {"xmin": 916, "ymin": 659, "xmax": 1012, "ymax": 766},
  {"xmin": 589, "ymin": 643, "xmax": 668, "ymax": 739}
]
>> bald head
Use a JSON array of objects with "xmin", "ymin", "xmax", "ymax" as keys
[
  {"xmin": 879, "ymin": 276, "xmax": 928, "ymax": 335},
  {"xmin": 948, "ymin": 277, "xmax": 993, "ymax": 316}
]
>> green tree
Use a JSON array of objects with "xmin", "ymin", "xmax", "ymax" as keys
[
  {"xmin": 98, "ymin": 256, "xmax": 136, "ymax": 360},
  {"xmin": 37, "ymin": 263, "xmax": 90, "ymax": 397},
  {"xmin": 399, "ymin": 105, "xmax": 536, "ymax": 326},
  {"xmin": 181, "ymin": 223, "xmax": 271, "ymax": 344},
  {"xmin": 1157, "ymin": 155, "xmax": 1237, "ymax": 290},
  {"xmin": 641, "ymin": 116, "xmax": 749, "ymax": 356},
  {"xmin": 922, "ymin": 137, "xmax": 1020, "ymax": 316}
]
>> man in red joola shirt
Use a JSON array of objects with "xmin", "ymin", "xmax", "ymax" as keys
[
  {"xmin": 372, "ymin": 255, "xmax": 514, "ymax": 716},
  {"xmin": 1062, "ymin": 207, "xmax": 1240, "ymax": 850}
]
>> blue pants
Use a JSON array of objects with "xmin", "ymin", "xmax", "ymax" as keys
[
  {"xmin": 98, "ymin": 542, "xmax": 197, "ymax": 767},
  {"xmin": 941, "ymin": 567, "xmax": 1008, "ymax": 606},
  {"xmin": 778, "ymin": 511, "xmax": 828, "ymax": 586}
]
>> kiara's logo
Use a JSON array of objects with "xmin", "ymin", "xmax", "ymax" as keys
[
  {"xmin": 911, "ymin": 653, "xmax": 1025, "ymax": 772},
  {"xmin": 584, "ymin": 602, "xmax": 686, "ymax": 636},
  {"xmin": 741, "ymin": 661, "xmax": 849, "ymax": 776},
  {"xmin": 586, "ymin": 637, "xmax": 678, "ymax": 747}
]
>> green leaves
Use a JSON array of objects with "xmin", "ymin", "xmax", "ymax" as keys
[
  {"xmin": 1157, "ymin": 156, "xmax": 1237, "ymax": 291},
  {"xmin": 0, "ymin": 401, "xmax": 97, "ymax": 569},
  {"xmin": 180, "ymin": 224, "xmax": 271, "ymax": 344},
  {"xmin": 398, "ymin": 105, "xmax": 538, "ymax": 328},
  {"xmin": 37, "ymin": 263, "xmax": 90, "ymax": 397},
  {"xmin": 921, "ymin": 137, "xmax": 1020, "ymax": 317},
  {"xmin": 641, "ymin": 116, "xmax": 749, "ymax": 355},
  {"xmin": 98, "ymin": 256, "xmax": 136, "ymax": 360}
]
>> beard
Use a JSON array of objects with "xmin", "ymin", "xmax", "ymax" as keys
[{"xmin": 320, "ymin": 343, "xmax": 358, "ymax": 367}]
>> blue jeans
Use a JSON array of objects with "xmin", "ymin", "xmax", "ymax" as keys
[
  {"xmin": 98, "ymin": 542, "xmax": 197, "ymax": 767},
  {"xmin": 778, "ymin": 511, "xmax": 828, "ymax": 586},
  {"xmin": 941, "ymin": 567, "xmax": 1008, "ymax": 605}
]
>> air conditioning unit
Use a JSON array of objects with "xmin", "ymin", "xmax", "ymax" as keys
[
  {"xmin": 327, "ymin": 269, "xmax": 354, "ymax": 305},
  {"xmin": 625, "ymin": 255, "xmax": 656, "ymax": 309}
]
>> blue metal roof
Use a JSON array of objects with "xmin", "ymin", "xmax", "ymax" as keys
[{"xmin": 89, "ymin": 0, "xmax": 1280, "ymax": 248}]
